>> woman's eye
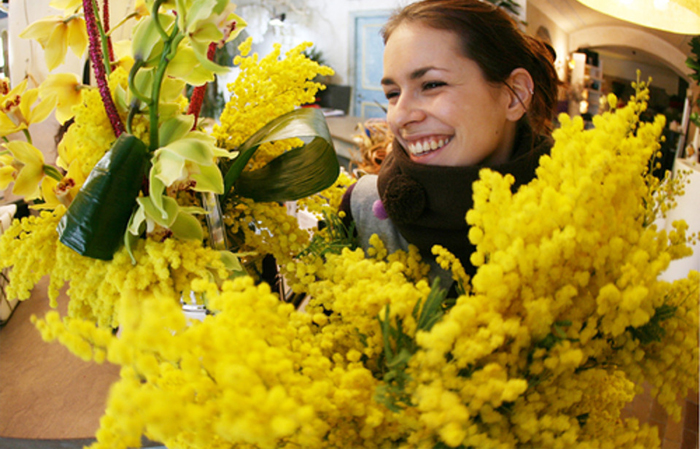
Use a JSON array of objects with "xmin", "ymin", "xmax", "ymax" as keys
[
  {"xmin": 384, "ymin": 91, "xmax": 399, "ymax": 100},
  {"xmin": 424, "ymin": 81, "xmax": 446, "ymax": 90}
]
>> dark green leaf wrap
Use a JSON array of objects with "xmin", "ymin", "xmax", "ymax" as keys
[
  {"xmin": 57, "ymin": 133, "xmax": 149, "ymax": 260},
  {"xmin": 223, "ymin": 108, "xmax": 340, "ymax": 202}
]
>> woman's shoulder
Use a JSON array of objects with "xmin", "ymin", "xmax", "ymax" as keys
[{"xmin": 347, "ymin": 174, "xmax": 409, "ymax": 256}]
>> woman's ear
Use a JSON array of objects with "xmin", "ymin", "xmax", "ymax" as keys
[{"xmin": 505, "ymin": 68, "xmax": 535, "ymax": 121}]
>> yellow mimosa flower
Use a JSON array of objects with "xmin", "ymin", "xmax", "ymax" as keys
[
  {"xmin": 20, "ymin": 14, "xmax": 87, "ymax": 71},
  {"xmin": 4, "ymin": 141, "xmax": 46, "ymax": 200},
  {"xmin": 0, "ymin": 79, "xmax": 55, "ymax": 138},
  {"xmin": 39, "ymin": 73, "xmax": 84, "ymax": 124}
]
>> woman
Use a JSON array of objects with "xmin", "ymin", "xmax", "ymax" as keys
[{"xmin": 341, "ymin": 0, "xmax": 560, "ymax": 284}]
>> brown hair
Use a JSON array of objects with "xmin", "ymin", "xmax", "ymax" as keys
[{"xmin": 382, "ymin": 0, "xmax": 561, "ymax": 136}]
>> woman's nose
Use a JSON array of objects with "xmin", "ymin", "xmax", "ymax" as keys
[{"xmin": 389, "ymin": 94, "xmax": 425, "ymax": 129}]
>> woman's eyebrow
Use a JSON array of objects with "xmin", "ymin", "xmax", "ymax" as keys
[{"xmin": 381, "ymin": 66, "xmax": 446, "ymax": 86}]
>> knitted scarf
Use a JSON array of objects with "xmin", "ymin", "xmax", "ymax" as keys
[{"xmin": 376, "ymin": 123, "xmax": 552, "ymax": 276}]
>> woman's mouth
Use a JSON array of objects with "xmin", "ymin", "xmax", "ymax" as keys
[{"xmin": 405, "ymin": 136, "xmax": 452, "ymax": 157}]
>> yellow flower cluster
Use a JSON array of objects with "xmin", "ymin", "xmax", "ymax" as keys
[
  {"xmin": 34, "ymin": 274, "xmax": 417, "ymax": 449},
  {"xmin": 400, "ymin": 80, "xmax": 698, "ymax": 447},
  {"xmin": 0, "ymin": 204, "xmax": 229, "ymax": 328},
  {"xmin": 57, "ymin": 68, "xmax": 129, "ymax": 178},
  {"xmin": 0, "ymin": 207, "xmax": 62, "ymax": 301},
  {"xmin": 213, "ymin": 38, "xmax": 334, "ymax": 151},
  {"xmin": 223, "ymin": 197, "xmax": 312, "ymax": 271}
]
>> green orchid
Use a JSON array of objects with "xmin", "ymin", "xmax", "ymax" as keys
[
  {"xmin": 121, "ymin": 115, "xmax": 235, "ymax": 260},
  {"xmin": 131, "ymin": 12, "xmax": 175, "ymax": 64}
]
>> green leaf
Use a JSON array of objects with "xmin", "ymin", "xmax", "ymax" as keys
[
  {"xmin": 57, "ymin": 134, "xmax": 149, "ymax": 260},
  {"xmin": 224, "ymin": 108, "xmax": 340, "ymax": 202}
]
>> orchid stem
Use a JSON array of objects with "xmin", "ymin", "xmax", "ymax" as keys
[
  {"xmin": 127, "ymin": 59, "xmax": 150, "ymax": 104},
  {"xmin": 151, "ymin": 0, "xmax": 170, "ymax": 41},
  {"xmin": 22, "ymin": 129, "xmax": 32, "ymax": 145},
  {"xmin": 147, "ymin": 1, "xmax": 182, "ymax": 152},
  {"xmin": 107, "ymin": 11, "xmax": 139, "ymax": 37},
  {"xmin": 43, "ymin": 165, "xmax": 64, "ymax": 182},
  {"xmin": 126, "ymin": 100, "xmax": 139, "ymax": 134},
  {"xmin": 90, "ymin": 0, "xmax": 111, "ymax": 77}
]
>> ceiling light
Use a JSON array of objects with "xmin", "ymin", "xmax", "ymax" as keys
[{"xmin": 576, "ymin": 0, "xmax": 700, "ymax": 34}]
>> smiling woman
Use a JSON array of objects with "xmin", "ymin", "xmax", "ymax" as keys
[{"xmin": 341, "ymin": 0, "xmax": 560, "ymax": 285}]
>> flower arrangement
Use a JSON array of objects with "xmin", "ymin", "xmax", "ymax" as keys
[
  {"xmin": 0, "ymin": 0, "xmax": 342, "ymax": 326},
  {"xmin": 0, "ymin": 1, "xmax": 697, "ymax": 449}
]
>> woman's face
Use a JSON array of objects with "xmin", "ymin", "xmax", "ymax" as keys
[{"xmin": 382, "ymin": 23, "xmax": 515, "ymax": 167}]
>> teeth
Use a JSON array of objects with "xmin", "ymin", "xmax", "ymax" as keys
[{"xmin": 407, "ymin": 137, "xmax": 451, "ymax": 156}]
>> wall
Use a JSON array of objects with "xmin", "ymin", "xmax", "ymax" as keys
[
  {"xmin": 525, "ymin": 2, "xmax": 569, "ymax": 81},
  {"xmin": 235, "ymin": 0, "xmax": 411, "ymax": 86},
  {"xmin": 600, "ymin": 55, "xmax": 681, "ymax": 97}
]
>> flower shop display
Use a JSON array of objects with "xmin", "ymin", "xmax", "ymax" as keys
[{"xmin": 0, "ymin": 1, "xmax": 698, "ymax": 449}]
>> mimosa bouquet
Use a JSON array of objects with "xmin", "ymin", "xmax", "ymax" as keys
[{"xmin": 0, "ymin": 1, "xmax": 698, "ymax": 449}]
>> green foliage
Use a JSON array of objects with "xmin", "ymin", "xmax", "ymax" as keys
[
  {"xmin": 374, "ymin": 279, "xmax": 448, "ymax": 412},
  {"xmin": 300, "ymin": 210, "xmax": 356, "ymax": 258},
  {"xmin": 628, "ymin": 303, "xmax": 677, "ymax": 345}
]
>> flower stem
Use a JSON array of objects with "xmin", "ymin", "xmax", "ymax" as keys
[
  {"xmin": 83, "ymin": 0, "xmax": 124, "ymax": 137},
  {"xmin": 43, "ymin": 164, "xmax": 64, "ymax": 182},
  {"xmin": 106, "ymin": 11, "xmax": 138, "ymax": 37},
  {"xmin": 22, "ymin": 129, "xmax": 32, "ymax": 145},
  {"xmin": 90, "ymin": 0, "xmax": 112, "ymax": 77},
  {"xmin": 147, "ymin": 1, "xmax": 183, "ymax": 151}
]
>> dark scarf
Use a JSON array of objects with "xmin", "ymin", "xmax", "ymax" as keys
[{"xmin": 376, "ymin": 123, "xmax": 552, "ymax": 276}]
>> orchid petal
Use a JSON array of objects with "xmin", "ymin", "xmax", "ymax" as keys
[
  {"xmin": 37, "ymin": 177, "xmax": 61, "ymax": 209},
  {"xmin": 8, "ymin": 140, "xmax": 45, "ymax": 166},
  {"xmin": 49, "ymin": 0, "xmax": 83, "ymax": 11},
  {"xmin": 0, "ymin": 166, "xmax": 16, "ymax": 190},
  {"xmin": 66, "ymin": 17, "xmax": 88, "ymax": 58},
  {"xmin": 19, "ymin": 17, "xmax": 62, "ymax": 46},
  {"xmin": 153, "ymin": 150, "xmax": 187, "ymax": 188},
  {"xmin": 170, "ymin": 210, "xmax": 203, "ymax": 241},
  {"xmin": 45, "ymin": 23, "xmax": 68, "ymax": 71},
  {"xmin": 137, "ymin": 195, "xmax": 180, "ymax": 227},
  {"xmin": 160, "ymin": 136, "xmax": 218, "ymax": 165},
  {"xmin": 159, "ymin": 115, "xmax": 195, "ymax": 147},
  {"xmin": 190, "ymin": 163, "xmax": 224, "ymax": 194},
  {"xmin": 131, "ymin": 14, "xmax": 173, "ymax": 62},
  {"xmin": 40, "ymin": 73, "xmax": 83, "ymax": 124}
]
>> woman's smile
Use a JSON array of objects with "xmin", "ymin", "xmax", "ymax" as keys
[{"xmin": 403, "ymin": 135, "xmax": 453, "ymax": 159}]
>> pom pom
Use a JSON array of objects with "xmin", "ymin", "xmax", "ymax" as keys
[
  {"xmin": 372, "ymin": 199, "xmax": 388, "ymax": 220},
  {"xmin": 382, "ymin": 174, "xmax": 426, "ymax": 224}
]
